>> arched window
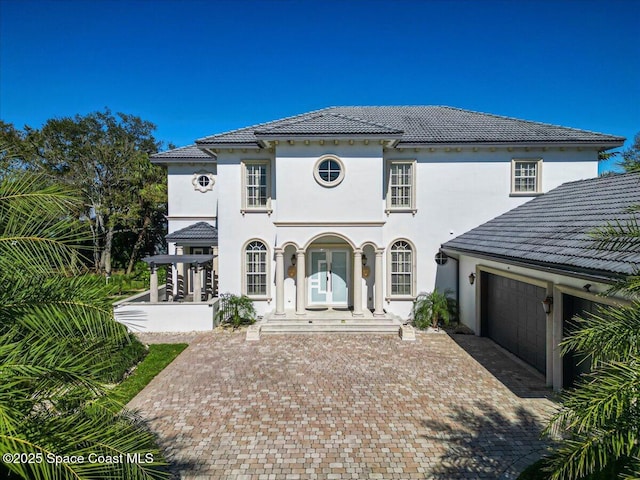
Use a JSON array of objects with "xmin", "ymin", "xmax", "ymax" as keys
[
  {"xmin": 245, "ymin": 241, "xmax": 268, "ymax": 296},
  {"xmin": 390, "ymin": 240, "xmax": 413, "ymax": 296}
]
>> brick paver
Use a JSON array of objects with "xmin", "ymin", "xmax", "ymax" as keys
[{"xmin": 129, "ymin": 331, "xmax": 557, "ymax": 479}]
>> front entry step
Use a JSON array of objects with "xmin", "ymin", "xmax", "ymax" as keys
[{"xmin": 260, "ymin": 319, "xmax": 401, "ymax": 335}]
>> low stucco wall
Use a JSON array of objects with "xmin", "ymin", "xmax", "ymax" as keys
[{"xmin": 113, "ymin": 290, "xmax": 218, "ymax": 332}]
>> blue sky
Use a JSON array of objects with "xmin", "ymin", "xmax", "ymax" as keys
[{"xmin": 1, "ymin": 0, "xmax": 638, "ymax": 172}]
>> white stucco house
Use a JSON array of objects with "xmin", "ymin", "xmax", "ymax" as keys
[{"xmin": 118, "ymin": 106, "xmax": 623, "ymax": 332}]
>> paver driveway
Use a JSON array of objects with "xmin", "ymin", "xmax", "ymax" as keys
[{"xmin": 129, "ymin": 331, "xmax": 557, "ymax": 479}]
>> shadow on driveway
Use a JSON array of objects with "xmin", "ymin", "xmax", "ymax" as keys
[
  {"xmin": 422, "ymin": 401, "xmax": 552, "ymax": 479},
  {"xmin": 450, "ymin": 334, "xmax": 555, "ymax": 400}
]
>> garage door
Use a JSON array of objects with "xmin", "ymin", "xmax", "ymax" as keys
[
  {"xmin": 481, "ymin": 273, "xmax": 547, "ymax": 374},
  {"xmin": 562, "ymin": 295, "xmax": 603, "ymax": 388}
]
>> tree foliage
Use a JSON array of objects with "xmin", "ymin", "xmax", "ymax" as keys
[
  {"xmin": 0, "ymin": 172, "xmax": 168, "ymax": 479},
  {"xmin": 23, "ymin": 109, "xmax": 167, "ymax": 275},
  {"xmin": 0, "ymin": 121, "xmax": 29, "ymax": 177},
  {"xmin": 619, "ymin": 132, "xmax": 640, "ymax": 173}
]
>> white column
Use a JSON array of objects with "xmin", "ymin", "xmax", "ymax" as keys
[
  {"xmin": 374, "ymin": 248, "xmax": 385, "ymax": 317},
  {"xmin": 353, "ymin": 249, "xmax": 363, "ymax": 317},
  {"xmin": 295, "ymin": 249, "xmax": 306, "ymax": 315},
  {"xmin": 149, "ymin": 263, "xmax": 159, "ymax": 303},
  {"xmin": 192, "ymin": 264, "xmax": 201, "ymax": 303},
  {"xmin": 274, "ymin": 248, "xmax": 285, "ymax": 315}
]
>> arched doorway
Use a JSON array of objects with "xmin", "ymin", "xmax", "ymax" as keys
[{"xmin": 305, "ymin": 234, "xmax": 354, "ymax": 310}]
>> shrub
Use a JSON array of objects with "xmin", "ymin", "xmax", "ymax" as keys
[
  {"xmin": 216, "ymin": 293, "xmax": 257, "ymax": 328},
  {"xmin": 412, "ymin": 290, "xmax": 457, "ymax": 329}
]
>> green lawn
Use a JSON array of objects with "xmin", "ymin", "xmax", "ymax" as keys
[{"xmin": 106, "ymin": 343, "xmax": 188, "ymax": 407}]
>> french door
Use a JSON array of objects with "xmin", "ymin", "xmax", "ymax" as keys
[{"xmin": 308, "ymin": 249, "xmax": 349, "ymax": 307}]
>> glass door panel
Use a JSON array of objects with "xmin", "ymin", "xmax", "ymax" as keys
[
  {"xmin": 309, "ymin": 251, "xmax": 327, "ymax": 304},
  {"xmin": 331, "ymin": 251, "xmax": 348, "ymax": 304}
]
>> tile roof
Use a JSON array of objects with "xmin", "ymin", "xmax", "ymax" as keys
[
  {"xmin": 443, "ymin": 173, "xmax": 640, "ymax": 277},
  {"xmin": 151, "ymin": 144, "xmax": 213, "ymax": 161},
  {"xmin": 196, "ymin": 106, "xmax": 624, "ymax": 146},
  {"xmin": 165, "ymin": 222, "xmax": 218, "ymax": 245},
  {"xmin": 254, "ymin": 112, "xmax": 403, "ymax": 136}
]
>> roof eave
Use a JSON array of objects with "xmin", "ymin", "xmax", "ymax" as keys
[
  {"xmin": 253, "ymin": 133, "xmax": 404, "ymax": 140},
  {"xmin": 441, "ymin": 246, "xmax": 625, "ymax": 284},
  {"xmin": 195, "ymin": 140, "xmax": 262, "ymax": 149},
  {"xmin": 151, "ymin": 156, "xmax": 216, "ymax": 164},
  {"xmin": 395, "ymin": 140, "xmax": 625, "ymax": 149}
]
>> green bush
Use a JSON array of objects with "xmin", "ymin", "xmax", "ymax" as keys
[
  {"xmin": 107, "ymin": 261, "xmax": 167, "ymax": 296},
  {"xmin": 411, "ymin": 290, "xmax": 457, "ymax": 329},
  {"xmin": 100, "ymin": 334, "xmax": 149, "ymax": 383},
  {"xmin": 216, "ymin": 293, "xmax": 257, "ymax": 328}
]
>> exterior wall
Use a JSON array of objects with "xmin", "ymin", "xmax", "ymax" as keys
[
  {"xmin": 216, "ymin": 150, "xmax": 277, "ymax": 316},
  {"xmin": 166, "ymin": 163, "xmax": 218, "ymax": 243},
  {"xmin": 383, "ymin": 146, "xmax": 598, "ymax": 318},
  {"xmin": 275, "ymin": 144, "xmax": 384, "ymax": 223},
  {"xmin": 171, "ymin": 143, "xmax": 600, "ymax": 319}
]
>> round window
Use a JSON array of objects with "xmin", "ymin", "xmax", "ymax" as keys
[
  {"xmin": 434, "ymin": 251, "xmax": 449, "ymax": 265},
  {"xmin": 192, "ymin": 172, "xmax": 215, "ymax": 192},
  {"xmin": 197, "ymin": 175, "xmax": 210, "ymax": 188},
  {"xmin": 314, "ymin": 155, "xmax": 345, "ymax": 187}
]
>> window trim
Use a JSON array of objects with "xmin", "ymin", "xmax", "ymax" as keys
[
  {"xmin": 241, "ymin": 159, "xmax": 272, "ymax": 214},
  {"xmin": 386, "ymin": 238, "xmax": 416, "ymax": 300},
  {"xmin": 192, "ymin": 171, "xmax": 215, "ymax": 193},
  {"xmin": 386, "ymin": 159, "xmax": 417, "ymax": 215},
  {"xmin": 241, "ymin": 238, "xmax": 271, "ymax": 300},
  {"xmin": 313, "ymin": 155, "xmax": 345, "ymax": 187},
  {"xmin": 510, "ymin": 158, "xmax": 543, "ymax": 196}
]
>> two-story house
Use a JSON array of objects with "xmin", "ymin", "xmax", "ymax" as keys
[{"xmin": 150, "ymin": 106, "xmax": 623, "ymax": 324}]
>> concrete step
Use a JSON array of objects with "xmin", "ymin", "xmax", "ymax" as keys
[{"xmin": 260, "ymin": 319, "xmax": 401, "ymax": 335}]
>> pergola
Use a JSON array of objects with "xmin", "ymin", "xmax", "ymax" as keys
[{"xmin": 142, "ymin": 254, "xmax": 215, "ymax": 303}]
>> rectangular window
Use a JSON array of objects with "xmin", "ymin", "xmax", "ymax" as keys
[
  {"xmin": 391, "ymin": 249, "xmax": 412, "ymax": 295},
  {"xmin": 246, "ymin": 248, "xmax": 267, "ymax": 295},
  {"xmin": 242, "ymin": 160, "xmax": 271, "ymax": 213},
  {"xmin": 386, "ymin": 160, "xmax": 416, "ymax": 213},
  {"xmin": 512, "ymin": 159, "xmax": 542, "ymax": 194}
]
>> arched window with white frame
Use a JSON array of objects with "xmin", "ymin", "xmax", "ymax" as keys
[
  {"xmin": 389, "ymin": 240, "xmax": 414, "ymax": 297},
  {"xmin": 244, "ymin": 240, "xmax": 268, "ymax": 297}
]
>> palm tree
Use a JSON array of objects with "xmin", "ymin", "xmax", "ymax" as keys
[
  {"xmin": 0, "ymin": 173, "xmax": 168, "ymax": 479},
  {"xmin": 542, "ymin": 197, "xmax": 640, "ymax": 480}
]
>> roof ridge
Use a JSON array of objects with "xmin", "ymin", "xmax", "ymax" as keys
[
  {"xmin": 556, "ymin": 171, "xmax": 640, "ymax": 188},
  {"xmin": 197, "ymin": 107, "xmax": 333, "ymax": 142},
  {"xmin": 151, "ymin": 143, "xmax": 211, "ymax": 158},
  {"xmin": 329, "ymin": 112, "xmax": 402, "ymax": 132},
  {"xmin": 254, "ymin": 111, "xmax": 403, "ymax": 133}
]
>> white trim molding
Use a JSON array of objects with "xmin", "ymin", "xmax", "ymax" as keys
[
  {"xmin": 510, "ymin": 158, "xmax": 543, "ymax": 196},
  {"xmin": 241, "ymin": 159, "xmax": 272, "ymax": 215},
  {"xmin": 241, "ymin": 238, "xmax": 272, "ymax": 300},
  {"xmin": 386, "ymin": 159, "xmax": 417, "ymax": 215},
  {"xmin": 386, "ymin": 238, "xmax": 417, "ymax": 300},
  {"xmin": 273, "ymin": 221, "xmax": 386, "ymax": 227},
  {"xmin": 313, "ymin": 154, "xmax": 345, "ymax": 188}
]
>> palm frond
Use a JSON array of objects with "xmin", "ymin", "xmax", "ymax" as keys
[
  {"xmin": 543, "ymin": 359, "xmax": 640, "ymax": 479},
  {"xmin": 561, "ymin": 303, "xmax": 640, "ymax": 364},
  {"xmin": 0, "ymin": 173, "xmax": 90, "ymax": 276},
  {"xmin": 590, "ymin": 217, "xmax": 640, "ymax": 253}
]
